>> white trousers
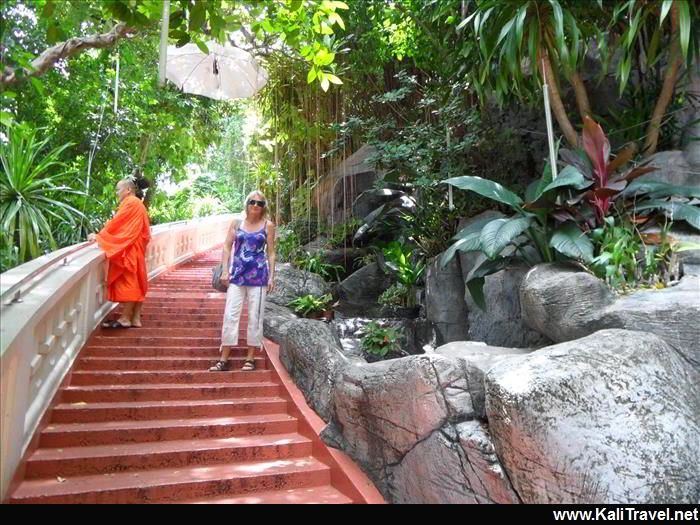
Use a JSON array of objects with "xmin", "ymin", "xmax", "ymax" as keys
[{"xmin": 221, "ymin": 285, "xmax": 267, "ymax": 348}]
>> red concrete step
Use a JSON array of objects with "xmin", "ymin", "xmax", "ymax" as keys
[
  {"xmin": 97, "ymin": 328, "xmax": 222, "ymax": 338},
  {"xmin": 70, "ymin": 369, "xmax": 274, "ymax": 385},
  {"xmin": 25, "ymin": 433, "xmax": 314, "ymax": 478},
  {"xmin": 133, "ymin": 320, "xmax": 222, "ymax": 328},
  {"xmin": 50, "ymin": 398, "xmax": 288, "ymax": 423},
  {"xmin": 183, "ymin": 486, "xmax": 353, "ymax": 504},
  {"xmin": 138, "ymin": 314, "xmax": 226, "ymax": 322},
  {"xmin": 139, "ymin": 307, "xmax": 226, "ymax": 314},
  {"xmin": 39, "ymin": 414, "xmax": 298, "ymax": 448},
  {"xmin": 76, "ymin": 356, "xmax": 267, "ymax": 371},
  {"xmin": 82, "ymin": 346, "xmax": 247, "ymax": 358},
  {"xmin": 90, "ymin": 336, "xmax": 222, "ymax": 347},
  {"xmin": 61, "ymin": 382, "xmax": 280, "ymax": 402},
  {"xmin": 10, "ymin": 457, "xmax": 332, "ymax": 504}
]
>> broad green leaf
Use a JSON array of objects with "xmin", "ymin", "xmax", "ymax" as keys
[
  {"xmin": 479, "ymin": 216, "xmax": 532, "ymax": 259},
  {"xmin": 466, "ymin": 256, "xmax": 514, "ymax": 310},
  {"xmin": 195, "ymin": 40, "xmax": 209, "ymax": 54},
  {"xmin": 538, "ymin": 165, "xmax": 591, "ymax": 195},
  {"xmin": 678, "ymin": 0, "xmax": 691, "ymax": 58},
  {"xmin": 444, "ymin": 175, "xmax": 523, "ymax": 209},
  {"xmin": 550, "ymin": 222, "xmax": 594, "ymax": 262},
  {"xmin": 659, "ymin": 0, "xmax": 673, "ymax": 26},
  {"xmin": 549, "ymin": 0, "xmax": 565, "ymax": 52},
  {"xmin": 675, "ymin": 241, "xmax": 700, "ymax": 253},
  {"xmin": 325, "ymin": 73, "xmax": 342, "ymax": 85},
  {"xmin": 635, "ymin": 201, "xmax": 700, "ymax": 231},
  {"xmin": 623, "ymin": 181, "xmax": 700, "ymax": 199},
  {"xmin": 307, "ymin": 67, "xmax": 317, "ymax": 83},
  {"xmin": 0, "ymin": 111, "xmax": 14, "ymax": 127}
]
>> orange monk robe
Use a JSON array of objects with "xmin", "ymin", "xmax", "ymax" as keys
[{"xmin": 96, "ymin": 195, "xmax": 151, "ymax": 303}]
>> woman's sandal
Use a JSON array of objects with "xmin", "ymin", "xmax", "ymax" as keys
[
  {"xmin": 101, "ymin": 320, "xmax": 131, "ymax": 329},
  {"xmin": 241, "ymin": 359, "xmax": 256, "ymax": 371},
  {"xmin": 208, "ymin": 360, "xmax": 229, "ymax": 372}
]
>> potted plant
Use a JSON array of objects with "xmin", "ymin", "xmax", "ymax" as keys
[{"xmin": 287, "ymin": 293, "xmax": 335, "ymax": 320}]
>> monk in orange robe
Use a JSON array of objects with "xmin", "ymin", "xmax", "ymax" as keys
[{"xmin": 88, "ymin": 178, "xmax": 150, "ymax": 328}]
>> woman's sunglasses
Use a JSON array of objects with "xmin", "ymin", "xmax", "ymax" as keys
[{"xmin": 248, "ymin": 199, "xmax": 266, "ymax": 207}]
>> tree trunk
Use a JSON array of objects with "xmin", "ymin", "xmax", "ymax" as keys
[
  {"xmin": 539, "ymin": 49, "xmax": 579, "ymax": 147},
  {"xmin": 643, "ymin": 1, "xmax": 682, "ymax": 157},
  {"xmin": 1, "ymin": 23, "xmax": 134, "ymax": 88},
  {"xmin": 570, "ymin": 70, "xmax": 591, "ymax": 118}
]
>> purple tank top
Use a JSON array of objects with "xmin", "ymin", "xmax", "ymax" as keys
[{"xmin": 230, "ymin": 222, "xmax": 269, "ymax": 287}]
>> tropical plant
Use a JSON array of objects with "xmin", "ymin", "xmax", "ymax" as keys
[
  {"xmin": 287, "ymin": 293, "xmax": 333, "ymax": 318},
  {"xmin": 0, "ymin": 122, "xmax": 85, "ymax": 263},
  {"xmin": 360, "ymin": 320, "xmax": 400, "ymax": 358},
  {"xmin": 562, "ymin": 116, "xmax": 700, "ymax": 230},
  {"xmin": 442, "ymin": 117, "xmax": 700, "ymax": 308},
  {"xmin": 276, "ymin": 227, "xmax": 302, "ymax": 262},
  {"xmin": 463, "ymin": 0, "xmax": 700, "ymax": 155},
  {"xmin": 589, "ymin": 216, "xmax": 683, "ymax": 290},
  {"xmin": 441, "ymin": 162, "xmax": 599, "ymax": 309},
  {"xmin": 380, "ymin": 241, "xmax": 425, "ymax": 307},
  {"xmin": 378, "ymin": 282, "xmax": 412, "ymax": 308},
  {"xmin": 293, "ymin": 251, "xmax": 344, "ymax": 281}
]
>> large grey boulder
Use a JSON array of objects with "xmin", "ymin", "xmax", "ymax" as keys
[
  {"xmin": 323, "ymin": 355, "xmax": 474, "ymax": 470},
  {"xmin": 280, "ymin": 319, "xmax": 358, "ymax": 422},
  {"xmin": 520, "ymin": 263, "xmax": 614, "ymax": 342},
  {"xmin": 464, "ymin": 262, "xmax": 551, "ymax": 348},
  {"xmin": 263, "ymin": 302, "xmax": 298, "ymax": 344},
  {"xmin": 388, "ymin": 421, "xmax": 520, "ymax": 504},
  {"xmin": 520, "ymin": 263, "xmax": 700, "ymax": 366},
  {"xmin": 486, "ymin": 329, "xmax": 700, "ymax": 504},
  {"xmin": 336, "ymin": 262, "xmax": 394, "ymax": 316},
  {"xmin": 267, "ymin": 263, "xmax": 330, "ymax": 307},
  {"xmin": 435, "ymin": 341, "xmax": 533, "ymax": 419},
  {"xmin": 639, "ymin": 150, "xmax": 700, "ymax": 187},
  {"xmin": 425, "ymin": 254, "xmax": 469, "ymax": 345},
  {"xmin": 322, "ymin": 354, "xmax": 519, "ymax": 504}
]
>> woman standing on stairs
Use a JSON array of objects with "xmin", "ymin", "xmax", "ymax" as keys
[{"xmin": 210, "ymin": 190, "xmax": 276, "ymax": 372}]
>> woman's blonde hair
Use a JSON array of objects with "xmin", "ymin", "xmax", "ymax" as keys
[{"xmin": 243, "ymin": 190, "xmax": 269, "ymax": 220}]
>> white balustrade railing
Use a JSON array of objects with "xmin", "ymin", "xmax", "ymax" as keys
[{"xmin": 0, "ymin": 214, "xmax": 235, "ymax": 499}]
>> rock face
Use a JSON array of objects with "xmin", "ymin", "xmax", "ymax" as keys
[
  {"xmin": 263, "ymin": 302, "xmax": 298, "ymax": 344},
  {"xmin": 321, "ymin": 354, "xmax": 519, "ymax": 503},
  {"xmin": 520, "ymin": 263, "xmax": 700, "ymax": 366},
  {"xmin": 640, "ymin": 150, "xmax": 700, "ymax": 187},
  {"xmin": 279, "ymin": 318, "xmax": 359, "ymax": 422},
  {"xmin": 336, "ymin": 262, "xmax": 394, "ymax": 316},
  {"xmin": 464, "ymin": 263, "xmax": 551, "ymax": 348},
  {"xmin": 388, "ymin": 421, "xmax": 520, "ymax": 504},
  {"xmin": 267, "ymin": 263, "xmax": 330, "ymax": 307},
  {"xmin": 485, "ymin": 329, "xmax": 700, "ymax": 504},
  {"xmin": 353, "ymin": 188, "xmax": 406, "ymax": 220},
  {"xmin": 435, "ymin": 341, "xmax": 533, "ymax": 419},
  {"xmin": 425, "ymin": 254, "xmax": 470, "ymax": 345},
  {"xmin": 519, "ymin": 263, "xmax": 614, "ymax": 342}
]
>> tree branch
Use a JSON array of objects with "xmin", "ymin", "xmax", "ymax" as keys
[
  {"xmin": 1, "ymin": 23, "xmax": 135, "ymax": 88},
  {"xmin": 643, "ymin": 0, "xmax": 683, "ymax": 157}
]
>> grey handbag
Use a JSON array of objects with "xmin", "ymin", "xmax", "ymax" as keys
[{"xmin": 211, "ymin": 263, "xmax": 228, "ymax": 292}]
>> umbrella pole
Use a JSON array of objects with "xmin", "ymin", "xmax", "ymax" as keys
[
  {"xmin": 158, "ymin": 0, "xmax": 170, "ymax": 87},
  {"xmin": 542, "ymin": 58, "xmax": 558, "ymax": 180}
]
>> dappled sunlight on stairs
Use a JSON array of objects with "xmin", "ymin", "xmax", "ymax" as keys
[{"xmin": 8, "ymin": 250, "xmax": 359, "ymax": 504}]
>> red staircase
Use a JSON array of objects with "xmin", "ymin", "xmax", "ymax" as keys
[{"xmin": 8, "ymin": 250, "xmax": 363, "ymax": 504}]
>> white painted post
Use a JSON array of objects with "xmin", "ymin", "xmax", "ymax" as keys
[
  {"xmin": 542, "ymin": 59, "xmax": 559, "ymax": 180},
  {"xmin": 158, "ymin": 0, "xmax": 171, "ymax": 87}
]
